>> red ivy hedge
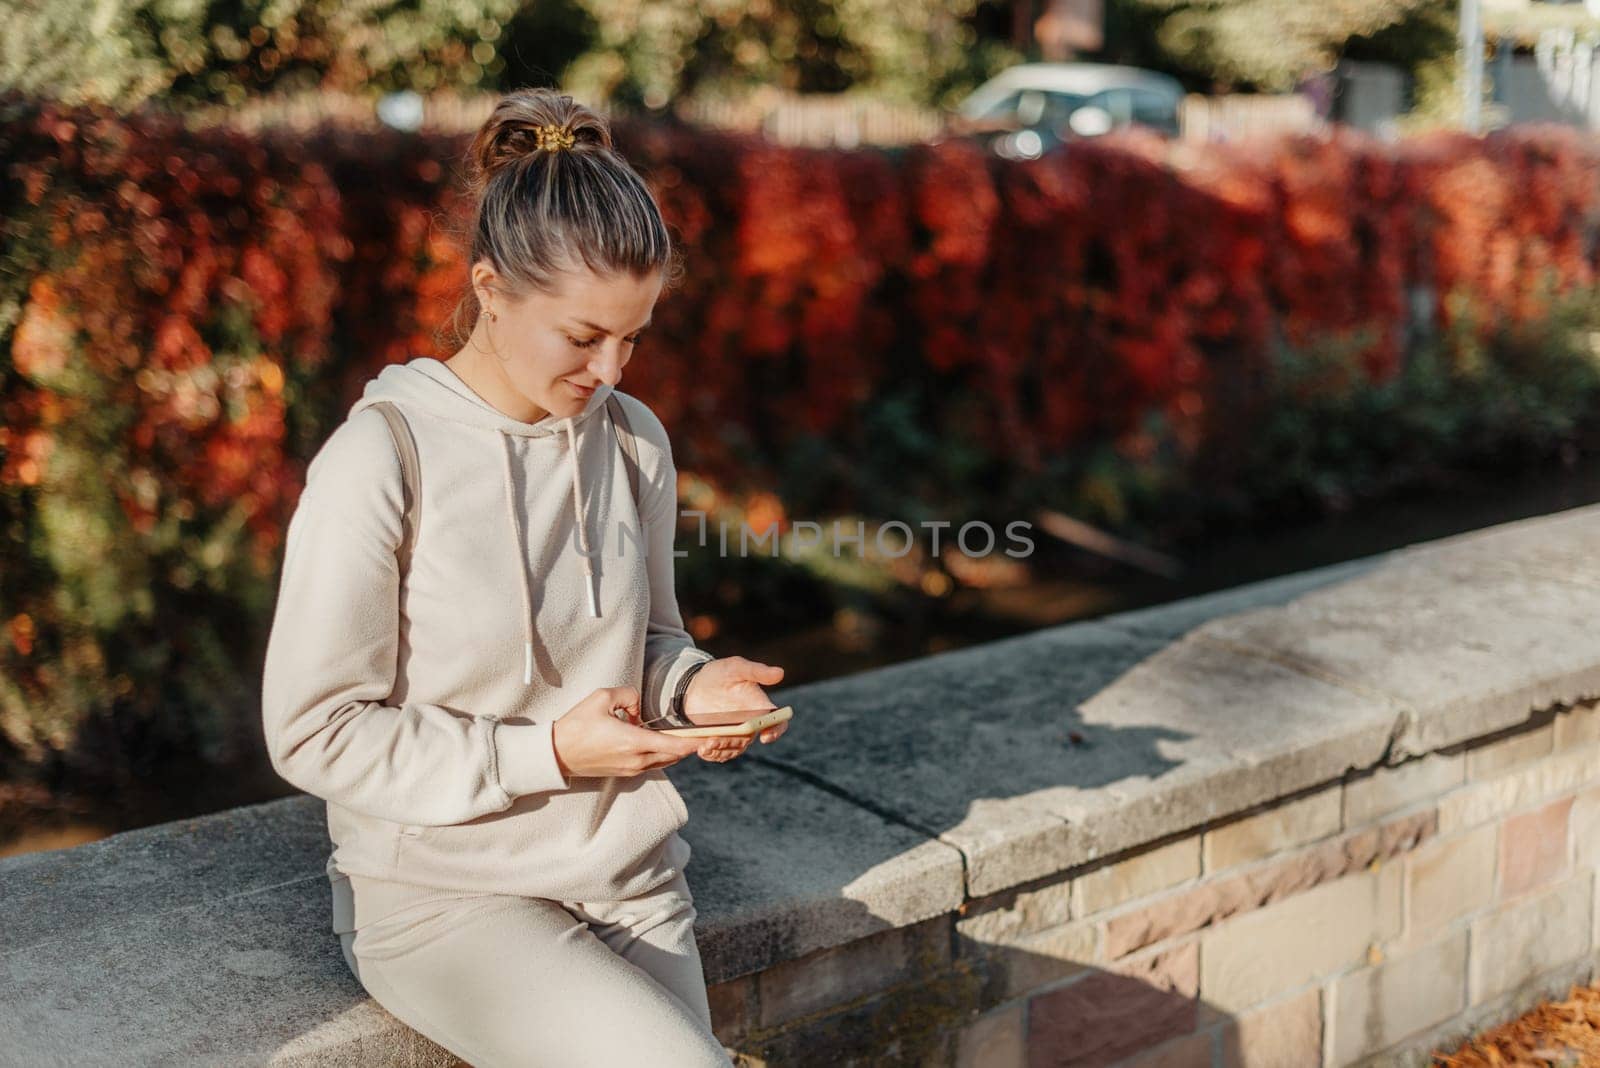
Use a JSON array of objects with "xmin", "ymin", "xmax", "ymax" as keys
[
  {"xmin": 4, "ymin": 91, "xmax": 1600, "ymax": 773},
  {"xmin": 7, "ymin": 98, "xmax": 1600, "ymax": 559}
]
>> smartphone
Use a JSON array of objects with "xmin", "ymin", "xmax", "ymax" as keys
[{"xmin": 652, "ymin": 705, "xmax": 793, "ymax": 738}]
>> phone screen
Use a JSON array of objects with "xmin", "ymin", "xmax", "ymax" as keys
[{"xmin": 683, "ymin": 707, "xmax": 780, "ymax": 727}]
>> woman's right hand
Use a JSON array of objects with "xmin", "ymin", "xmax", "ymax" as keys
[{"xmin": 549, "ymin": 686, "xmax": 708, "ymax": 779}]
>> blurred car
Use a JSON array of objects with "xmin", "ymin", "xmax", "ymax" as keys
[{"xmin": 947, "ymin": 62, "xmax": 1186, "ymax": 158}]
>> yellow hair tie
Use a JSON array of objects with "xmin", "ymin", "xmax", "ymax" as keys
[{"xmin": 534, "ymin": 123, "xmax": 576, "ymax": 152}]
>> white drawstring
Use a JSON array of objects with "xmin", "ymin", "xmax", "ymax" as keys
[
  {"xmin": 500, "ymin": 434, "xmax": 537, "ymax": 685},
  {"xmin": 500, "ymin": 414, "xmax": 602, "ymax": 689},
  {"xmin": 565, "ymin": 417, "xmax": 601, "ymax": 618}
]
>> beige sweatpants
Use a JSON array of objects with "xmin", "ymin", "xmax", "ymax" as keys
[{"xmin": 331, "ymin": 866, "xmax": 732, "ymax": 1067}]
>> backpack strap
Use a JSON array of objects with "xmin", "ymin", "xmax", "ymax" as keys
[
  {"xmin": 606, "ymin": 392, "xmax": 643, "ymax": 516},
  {"xmin": 370, "ymin": 395, "xmax": 639, "ymax": 573},
  {"xmin": 369, "ymin": 401, "xmax": 421, "ymax": 572}
]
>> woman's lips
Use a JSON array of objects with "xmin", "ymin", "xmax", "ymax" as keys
[{"xmin": 569, "ymin": 381, "xmax": 595, "ymax": 397}]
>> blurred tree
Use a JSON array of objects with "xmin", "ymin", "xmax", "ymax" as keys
[
  {"xmin": 1340, "ymin": 3, "xmax": 1461, "ymax": 124},
  {"xmin": 0, "ymin": 0, "xmax": 1021, "ymax": 112},
  {"xmin": 1, "ymin": 0, "xmax": 526, "ymax": 108},
  {"xmin": 554, "ymin": 0, "xmax": 1018, "ymax": 110},
  {"xmin": 495, "ymin": 0, "xmax": 600, "ymax": 94},
  {"xmin": 1101, "ymin": 0, "xmax": 1454, "ymax": 94}
]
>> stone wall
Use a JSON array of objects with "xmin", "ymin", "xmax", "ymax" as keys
[
  {"xmin": 7, "ymin": 504, "xmax": 1600, "ymax": 1067},
  {"xmin": 713, "ymin": 700, "xmax": 1600, "ymax": 1066}
]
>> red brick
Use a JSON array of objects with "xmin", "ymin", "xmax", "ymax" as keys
[
  {"xmin": 1104, "ymin": 810, "xmax": 1435, "ymax": 959},
  {"xmin": 957, "ymin": 1004, "xmax": 1026, "ymax": 1068},
  {"xmin": 1498, "ymin": 795, "xmax": 1573, "ymax": 899},
  {"xmin": 1112, "ymin": 939, "xmax": 1200, "ymax": 998},
  {"xmin": 756, "ymin": 917, "xmax": 948, "ymax": 1027},
  {"xmin": 1118, "ymin": 1030, "xmax": 1214, "ymax": 1067},
  {"xmin": 1027, "ymin": 943, "xmax": 1199, "ymax": 1067},
  {"xmin": 706, "ymin": 974, "xmax": 753, "ymax": 1045}
]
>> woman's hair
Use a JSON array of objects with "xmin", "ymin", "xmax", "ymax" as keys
[{"xmin": 442, "ymin": 87, "xmax": 684, "ymax": 347}]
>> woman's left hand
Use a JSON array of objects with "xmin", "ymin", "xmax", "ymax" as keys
[{"xmin": 682, "ymin": 656, "xmax": 788, "ymax": 762}]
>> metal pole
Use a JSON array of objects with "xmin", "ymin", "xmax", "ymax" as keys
[{"xmin": 1462, "ymin": 0, "xmax": 1483, "ymax": 132}]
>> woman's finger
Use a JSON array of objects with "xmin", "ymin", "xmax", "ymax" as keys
[
  {"xmin": 732, "ymin": 657, "xmax": 785, "ymax": 684},
  {"xmin": 698, "ymin": 734, "xmax": 755, "ymax": 761}
]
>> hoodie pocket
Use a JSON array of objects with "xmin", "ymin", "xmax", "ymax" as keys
[
  {"xmin": 389, "ymin": 822, "xmax": 418, "ymax": 870},
  {"xmin": 391, "ymin": 823, "xmax": 422, "ymax": 867}
]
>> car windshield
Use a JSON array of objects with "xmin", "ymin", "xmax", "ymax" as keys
[{"xmin": 978, "ymin": 89, "xmax": 1092, "ymax": 127}]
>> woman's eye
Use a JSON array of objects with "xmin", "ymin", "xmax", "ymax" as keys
[{"xmin": 569, "ymin": 335, "xmax": 642, "ymax": 348}]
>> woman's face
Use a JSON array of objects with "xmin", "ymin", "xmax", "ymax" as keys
[{"xmin": 465, "ymin": 262, "xmax": 662, "ymax": 423}]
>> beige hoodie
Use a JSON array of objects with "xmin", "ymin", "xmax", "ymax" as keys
[{"xmin": 260, "ymin": 357, "xmax": 714, "ymax": 904}]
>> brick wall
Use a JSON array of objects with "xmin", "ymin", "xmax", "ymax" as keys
[{"xmin": 708, "ymin": 699, "xmax": 1600, "ymax": 1067}]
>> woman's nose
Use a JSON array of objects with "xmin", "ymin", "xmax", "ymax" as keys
[{"xmin": 589, "ymin": 349, "xmax": 625, "ymax": 386}]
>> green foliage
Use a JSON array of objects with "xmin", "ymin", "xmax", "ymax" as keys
[
  {"xmin": 1343, "ymin": 1, "xmax": 1462, "ymax": 123},
  {"xmin": 1, "ymin": 0, "xmax": 1019, "ymax": 113},
  {"xmin": 1108, "ymin": 0, "xmax": 1453, "ymax": 91},
  {"xmin": 1239, "ymin": 285, "xmax": 1600, "ymax": 510},
  {"xmin": 512, "ymin": 0, "xmax": 1017, "ymax": 110},
  {"xmin": 1064, "ymin": 281, "xmax": 1600, "ymax": 544},
  {"xmin": 2, "ymin": 347, "xmax": 265, "ymax": 776},
  {"xmin": 2, "ymin": 0, "xmax": 527, "ymax": 108}
]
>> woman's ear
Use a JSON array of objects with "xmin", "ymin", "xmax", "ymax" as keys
[{"xmin": 470, "ymin": 260, "xmax": 500, "ymax": 316}]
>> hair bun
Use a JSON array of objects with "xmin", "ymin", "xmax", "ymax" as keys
[{"xmin": 470, "ymin": 88, "xmax": 613, "ymax": 184}]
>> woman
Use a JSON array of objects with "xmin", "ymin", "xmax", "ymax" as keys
[{"xmin": 260, "ymin": 87, "xmax": 788, "ymax": 1066}]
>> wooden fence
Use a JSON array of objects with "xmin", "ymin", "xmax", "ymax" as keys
[{"xmin": 175, "ymin": 86, "xmax": 1322, "ymax": 147}]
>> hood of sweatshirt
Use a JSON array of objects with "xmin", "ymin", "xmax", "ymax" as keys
[{"xmin": 348, "ymin": 357, "xmax": 615, "ymax": 687}]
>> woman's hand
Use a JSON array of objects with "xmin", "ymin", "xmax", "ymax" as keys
[
  {"xmin": 550, "ymin": 686, "xmax": 706, "ymax": 779},
  {"xmin": 682, "ymin": 656, "xmax": 789, "ymax": 761}
]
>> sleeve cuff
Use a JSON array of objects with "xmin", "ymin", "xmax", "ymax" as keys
[
  {"xmin": 644, "ymin": 647, "xmax": 716, "ymax": 727},
  {"xmin": 494, "ymin": 719, "xmax": 570, "ymax": 797}
]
